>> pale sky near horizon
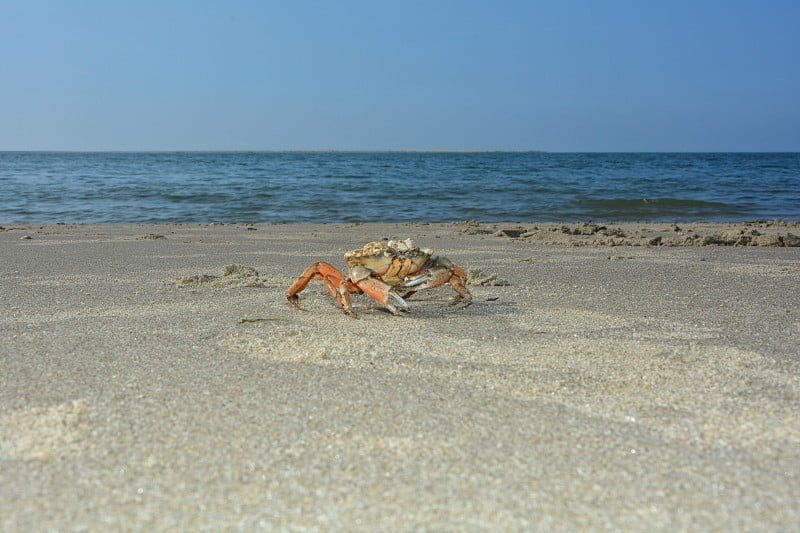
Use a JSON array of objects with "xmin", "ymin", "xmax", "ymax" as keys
[{"xmin": 2, "ymin": 1, "xmax": 798, "ymax": 152}]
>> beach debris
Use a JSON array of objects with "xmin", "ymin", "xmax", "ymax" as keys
[
  {"xmin": 480, "ymin": 221, "xmax": 800, "ymax": 247},
  {"xmin": 750, "ymin": 233, "xmax": 783, "ymax": 247},
  {"xmin": 456, "ymin": 220, "xmax": 494, "ymax": 235},
  {"xmin": 783, "ymin": 232, "xmax": 800, "ymax": 247},
  {"xmin": 466, "ymin": 268, "xmax": 510, "ymax": 286},
  {"xmin": 286, "ymin": 239, "xmax": 472, "ymax": 317},
  {"xmin": 136, "ymin": 233, "xmax": 166, "ymax": 240},
  {"xmin": 176, "ymin": 264, "xmax": 268, "ymax": 288},
  {"xmin": 681, "ymin": 230, "xmax": 799, "ymax": 247},
  {"xmin": 494, "ymin": 227, "xmax": 527, "ymax": 238},
  {"xmin": 19, "ymin": 235, "xmax": 32, "ymax": 240},
  {"xmin": 239, "ymin": 317, "xmax": 285, "ymax": 323}
]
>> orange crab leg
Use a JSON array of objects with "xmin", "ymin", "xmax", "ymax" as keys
[
  {"xmin": 401, "ymin": 263, "xmax": 472, "ymax": 308},
  {"xmin": 286, "ymin": 262, "xmax": 361, "ymax": 316},
  {"xmin": 353, "ymin": 277, "xmax": 409, "ymax": 315},
  {"xmin": 446, "ymin": 265, "xmax": 472, "ymax": 308}
]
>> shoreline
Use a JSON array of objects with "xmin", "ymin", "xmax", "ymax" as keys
[
  {"xmin": 2, "ymin": 222, "xmax": 798, "ymax": 529},
  {"xmin": 4, "ymin": 219, "xmax": 799, "ymax": 247}
]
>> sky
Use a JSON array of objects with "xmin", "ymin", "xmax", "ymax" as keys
[{"xmin": 1, "ymin": 1, "xmax": 798, "ymax": 152}]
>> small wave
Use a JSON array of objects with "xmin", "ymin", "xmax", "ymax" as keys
[{"xmin": 573, "ymin": 197, "xmax": 749, "ymax": 221}]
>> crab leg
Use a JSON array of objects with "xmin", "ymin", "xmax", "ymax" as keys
[
  {"xmin": 286, "ymin": 262, "xmax": 360, "ymax": 316},
  {"xmin": 346, "ymin": 264, "xmax": 409, "ymax": 315},
  {"xmin": 445, "ymin": 265, "xmax": 472, "ymax": 308},
  {"xmin": 401, "ymin": 261, "xmax": 472, "ymax": 308},
  {"xmin": 352, "ymin": 277, "xmax": 409, "ymax": 315}
]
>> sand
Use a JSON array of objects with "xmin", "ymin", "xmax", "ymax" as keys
[{"xmin": 1, "ymin": 222, "xmax": 798, "ymax": 530}]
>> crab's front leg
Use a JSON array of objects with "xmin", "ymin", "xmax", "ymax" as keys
[
  {"xmin": 401, "ymin": 258, "xmax": 472, "ymax": 309},
  {"xmin": 349, "ymin": 265, "xmax": 409, "ymax": 315},
  {"xmin": 286, "ymin": 262, "xmax": 361, "ymax": 316}
]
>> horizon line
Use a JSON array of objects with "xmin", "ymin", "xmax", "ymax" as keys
[{"xmin": 2, "ymin": 149, "xmax": 799, "ymax": 154}]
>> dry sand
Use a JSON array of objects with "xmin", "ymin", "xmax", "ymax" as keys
[{"xmin": 1, "ymin": 222, "xmax": 798, "ymax": 530}]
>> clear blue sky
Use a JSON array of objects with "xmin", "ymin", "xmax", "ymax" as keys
[{"xmin": 2, "ymin": 1, "xmax": 798, "ymax": 151}]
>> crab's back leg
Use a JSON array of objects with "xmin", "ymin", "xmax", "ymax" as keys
[
  {"xmin": 286, "ymin": 262, "xmax": 359, "ymax": 316},
  {"xmin": 401, "ymin": 260, "xmax": 472, "ymax": 308},
  {"xmin": 446, "ymin": 264, "xmax": 472, "ymax": 308}
]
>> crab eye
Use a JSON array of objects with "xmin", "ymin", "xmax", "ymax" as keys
[{"xmin": 381, "ymin": 236, "xmax": 389, "ymax": 241}]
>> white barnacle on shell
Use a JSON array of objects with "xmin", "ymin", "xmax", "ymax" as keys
[{"xmin": 387, "ymin": 238, "xmax": 417, "ymax": 252}]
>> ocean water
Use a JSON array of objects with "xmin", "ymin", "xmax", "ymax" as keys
[{"xmin": 1, "ymin": 151, "xmax": 798, "ymax": 223}]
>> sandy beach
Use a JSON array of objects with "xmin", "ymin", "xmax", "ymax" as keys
[{"xmin": 1, "ymin": 221, "xmax": 798, "ymax": 530}]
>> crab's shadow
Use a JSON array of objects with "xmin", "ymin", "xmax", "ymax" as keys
[{"xmin": 365, "ymin": 295, "xmax": 518, "ymax": 319}]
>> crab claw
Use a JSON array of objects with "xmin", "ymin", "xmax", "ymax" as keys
[
  {"xmin": 354, "ymin": 276, "xmax": 409, "ymax": 315},
  {"xmin": 402, "ymin": 273, "xmax": 432, "ymax": 288}
]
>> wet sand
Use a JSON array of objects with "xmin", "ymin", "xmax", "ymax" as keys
[{"xmin": 1, "ymin": 222, "xmax": 799, "ymax": 530}]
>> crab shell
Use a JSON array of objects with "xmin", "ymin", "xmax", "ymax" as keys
[{"xmin": 344, "ymin": 239, "xmax": 435, "ymax": 287}]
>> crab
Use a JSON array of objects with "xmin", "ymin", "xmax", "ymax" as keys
[{"xmin": 286, "ymin": 239, "xmax": 472, "ymax": 317}]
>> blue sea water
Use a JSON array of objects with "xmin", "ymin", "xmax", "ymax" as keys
[{"xmin": 1, "ymin": 152, "xmax": 798, "ymax": 223}]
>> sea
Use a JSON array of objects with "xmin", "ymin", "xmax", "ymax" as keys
[{"xmin": 1, "ymin": 151, "xmax": 798, "ymax": 224}]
